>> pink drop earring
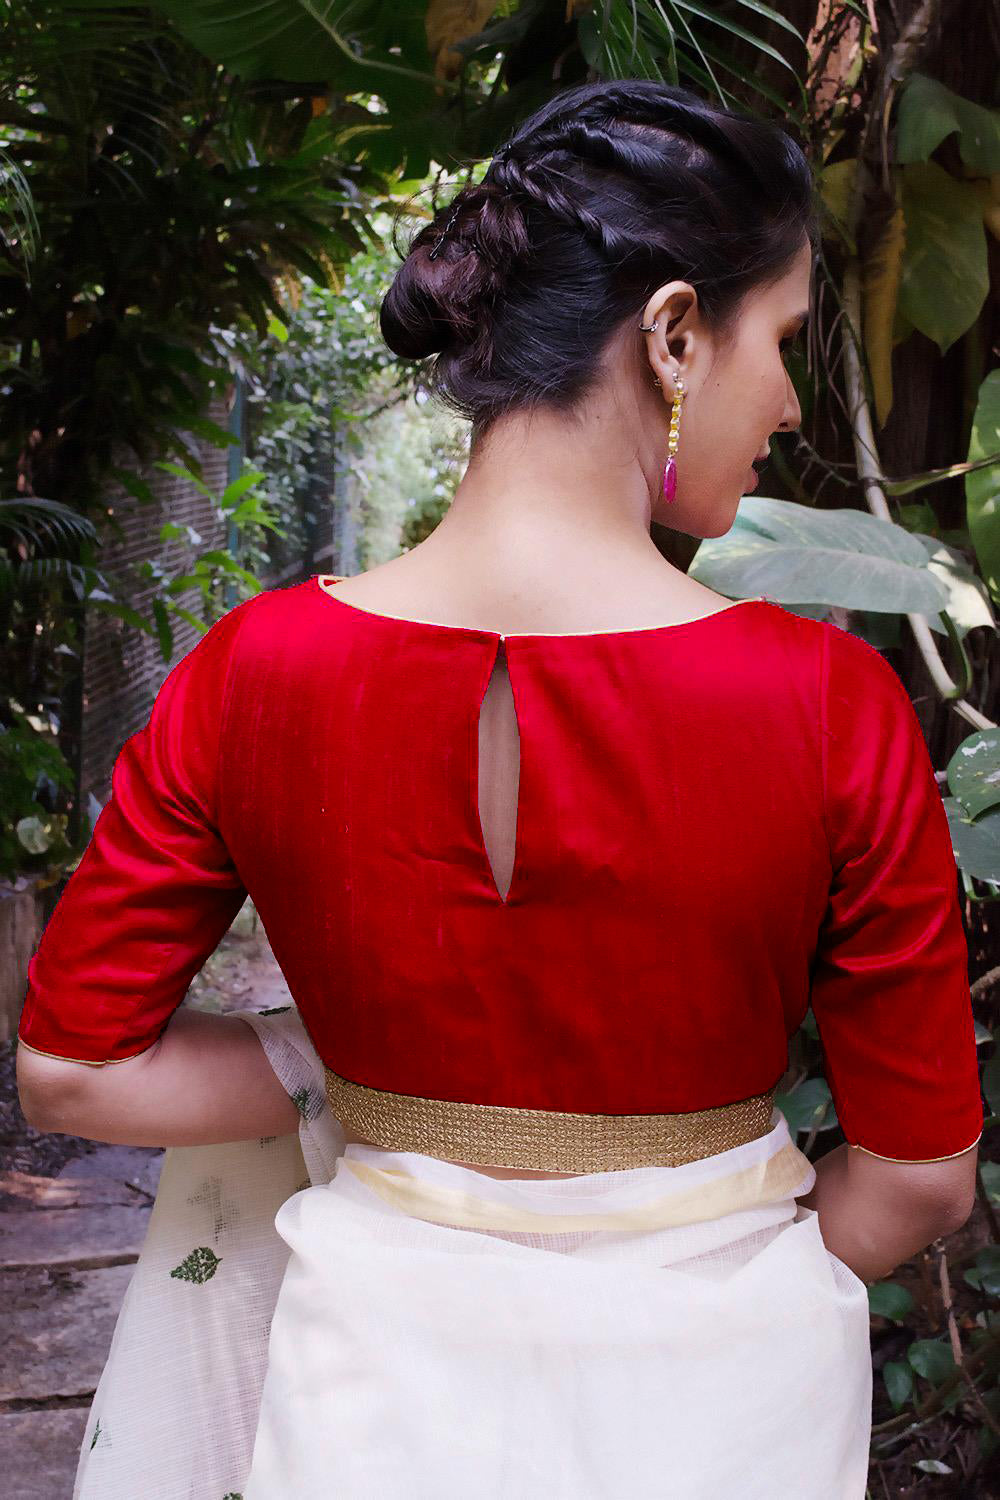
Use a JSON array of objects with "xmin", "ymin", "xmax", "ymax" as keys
[
  {"xmin": 663, "ymin": 375, "xmax": 685, "ymax": 503},
  {"xmin": 638, "ymin": 314, "xmax": 686, "ymax": 504}
]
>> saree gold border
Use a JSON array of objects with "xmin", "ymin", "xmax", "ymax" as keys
[
  {"xmin": 849, "ymin": 1128, "xmax": 984, "ymax": 1163},
  {"xmin": 343, "ymin": 1142, "xmax": 811, "ymax": 1233},
  {"xmin": 16, "ymin": 1036, "xmax": 157, "ymax": 1066},
  {"xmin": 323, "ymin": 1066, "xmax": 779, "ymax": 1172}
]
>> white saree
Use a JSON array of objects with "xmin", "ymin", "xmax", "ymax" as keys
[{"xmin": 72, "ymin": 1006, "xmax": 873, "ymax": 1500}]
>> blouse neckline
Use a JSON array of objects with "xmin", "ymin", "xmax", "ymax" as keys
[{"xmin": 312, "ymin": 574, "xmax": 770, "ymax": 642}]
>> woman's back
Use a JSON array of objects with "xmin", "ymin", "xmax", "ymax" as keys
[{"xmin": 19, "ymin": 569, "xmax": 983, "ymax": 1176}]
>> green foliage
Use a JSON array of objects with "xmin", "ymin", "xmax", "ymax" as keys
[
  {"xmin": 775, "ymin": 1075, "xmax": 837, "ymax": 1138},
  {"xmin": 882, "ymin": 1359, "xmax": 914, "ymax": 1412},
  {"xmin": 867, "ymin": 1281, "xmax": 915, "ymax": 1323},
  {"xmin": 907, "ymin": 1337, "xmax": 958, "ymax": 1386},
  {"xmin": 241, "ymin": 205, "xmax": 468, "ymax": 571},
  {"xmin": 0, "ymin": 703, "xmax": 80, "ymax": 882},
  {"xmin": 0, "ymin": 496, "xmax": 101, "ymax": 598},
  {"xmin": 0, "ymin": 4, "xmax": 392, "ymax": 516},
  {"xmin": 965, "ymin": 1247, "xmax": 1000, "ymax": 1297},
  {"xmin": 578, "ymin": 0, "xmax": 806, "ymax": 116},
  {"xmin": 944, "ymin": 728, "xmax": 1000, "ymax": 822},
  {"xmin": 898, "ymin": 161, "xmax": 991, "ymax": 355},
  {"xmin": 897, "ymin": 73, "xmax": 1000, "ymax": 177},
  {"xmin": 689, "ymin": 494, "xmax": 955, "ymax": 620},
  {"xmin": 350, "ymin": 389, "xmax": 469, "ymax": 565},
  {"xmin": 149, "ymin": 0, "xmax": 535, "ymax": 175},
  {"xmin": 967, "ymin": 370, "xmax": 1000, "ymax": 602},
  {"xmin": 946, "ymin": 795, "xmax": 1000, "ymax": 889}
]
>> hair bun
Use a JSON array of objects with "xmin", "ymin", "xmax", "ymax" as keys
[
  {"xmin": 380, "ymin": 182, "xmax": 529, "ymax": 361},
  {"xmin": 379, "ymin": 79, "xmax": 816, "ymax": 440}
]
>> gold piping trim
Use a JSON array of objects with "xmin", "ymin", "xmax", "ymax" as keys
[
  {"xmin": 324, "ymin": 1066, "xmax": 779, "ymax": 1172},
  {"xmin": 16, "ymin": 1035, "xmax": 158, "ymax": 1067},
  {"xmin": 849, "ymin": 1128, "xmax": 984, "ymax": 1163},
  {"xmin": 342, "ymin": 1142, "xmax": 812, "ymax": 1231},
  {"xmin": 315, "ymin": 575, "xmax": 765, "ymax": 640}
]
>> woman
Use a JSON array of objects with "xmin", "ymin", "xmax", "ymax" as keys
[{"xmin": 17, "ymin": 79, "xmax": 983, "ymax": 1499}]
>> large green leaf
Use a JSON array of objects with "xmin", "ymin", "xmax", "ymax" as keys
[
  {"xmin": 898, "ymin": 161, "xmax": 989, "ymax": 354},
  {"xmin": 775, "ymin": 1076, "xmax": 837, "ymax": 1137},
  {"xmin": 882, "ymin": 1360, "xmax": 914, "ymax": 1412},
  {"xmin": 964, "ymin": 1246, "xmax": 1000, "ymax": 1295},
  {"xmin": 944, "ymin": 795, "xmax": 1000, "ymax": 884},
  {"xmin": 145, "ymin": 0, "xmax": 440, "ymax": 90},
  {"xmin": 909, "ymin": 531, "xmax": 996, "ymax": 638},
  {"xmin": 945, "ymin": 729, "xmax": 1000, "ymax": 821},
  {"xmin": 907, "ymin": 1338, "xmax": 956, "ymax": 1386},
  {"xmin": 689, "ymin": 496, "xmax": 951, "ymax": 615},
  {"xmin": 867, "ymin": 1281, "xmax": 914, "ymax": 1323},
  {"xmin": 967, "ymin": 370, "xmax": 1000, "ymax": 602},
  {"xmin": 897, "ymin": 73, "xmax": 1000, "ymax": 177},
  {"xmin": 817, "ymin": 158, "xmax": 857, "ymax": 253}
]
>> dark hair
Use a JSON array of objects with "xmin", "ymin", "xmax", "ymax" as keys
[{"xmin": 380, "ymin": 79, "xmax": 817, "ymax": 441}]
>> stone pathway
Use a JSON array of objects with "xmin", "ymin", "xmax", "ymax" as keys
[
  {"xmin": 0, "ymin": 1146, "xmax": 164, "ymax": 1497},
  {"xmin": 1, "ymin": 904, "xmax": 291, "ymax": 1498}
]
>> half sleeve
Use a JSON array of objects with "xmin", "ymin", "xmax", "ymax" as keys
[
  {"xmin": 810, "ymin": 623, "xmax": 984, "ymax": 1162},
  {"xmin": 16, "ymin": 601, "xmax": 253, "ymax": 1066}
]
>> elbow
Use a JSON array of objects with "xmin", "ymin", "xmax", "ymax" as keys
[
  {"xmin": 845, "ymin": 1138, "xmax": 982, "ymax": 1243},
  {"xmin": 929, "ymin": 1187, "xmax": 978, "ymax": 1237},
  {"xmin": 18, "ymin": 1088, "xmax": 68, "ymax": 1134},
  {"xmin": 15, "ymin": 1048, "xmax": 92, "ymax": 1135},
  {"xmin": 17, "ymin": 1080, "xmax": 84, "ymax": 1136},
  {"xmin": 899, "ymin": 1178, "xmax": 979, "ymax": 1243}
]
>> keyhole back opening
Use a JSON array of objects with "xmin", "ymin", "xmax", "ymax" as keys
[{"xmin": 476, "ymin": 641, "xmax": 522, "ymax": 905}]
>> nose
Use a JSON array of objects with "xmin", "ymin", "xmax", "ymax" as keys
[{"xmin": 778, "ymin": 368, "xmax": 802, "ymax": 433}]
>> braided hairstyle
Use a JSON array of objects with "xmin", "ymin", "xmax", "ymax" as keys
[{"xmin": 380, "ymin": 79, "xmax": 817, "ymax": 441}]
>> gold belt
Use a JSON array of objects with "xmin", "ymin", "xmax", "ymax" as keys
[{"xmin": 323, "ymin": 1066, "xmax": 779, "ymax": 1172}]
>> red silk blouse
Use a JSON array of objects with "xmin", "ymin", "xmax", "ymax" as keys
[{"xmin": 18, "ymin": 575, "xmax": 984, "ymax": 1163}]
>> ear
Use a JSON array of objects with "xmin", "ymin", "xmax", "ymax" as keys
[{"xmin": 641, "ymin": 280, "xmax": 705, "ymax": 392}]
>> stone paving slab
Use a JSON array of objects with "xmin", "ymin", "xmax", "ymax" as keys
[
  {"xmin": 0, "ymin": 1263, "xmax": 135, "ymax": 1402},
  {"xmin": 0, "ymin": 1169, "xmax": 138, "ymax": 1210},
  {"xmin": 56, "ymin": 1144, "xmax": 164, "ymax": 1198},
  {"xmin": 0, "ymin": 1203, "xmax": 151, "ymax": 1270},
  {"xmin": 1, "ymin": 1408, "xmax": 89, "ymax": 1499}
]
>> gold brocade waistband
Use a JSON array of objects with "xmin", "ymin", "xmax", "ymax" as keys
[{"xmin": 323, "ymin": 1067, "xmax": 779, "ymax": 1172}]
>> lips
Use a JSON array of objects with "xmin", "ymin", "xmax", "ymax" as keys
[{"xmin": 745, "ymin": 454, "xmax": 768, "ymax": 491}]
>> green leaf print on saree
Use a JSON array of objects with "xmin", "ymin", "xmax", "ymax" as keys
[
  {"xmin": 169, "ymin": 1246, "xmax": 223, "ymax": 1284},
  {"xmin": 290, "ymin": 1084, "xmax": 325, "ymax": 1122}
]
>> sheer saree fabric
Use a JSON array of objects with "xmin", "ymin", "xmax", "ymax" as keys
[{"xmin": 72, "ymin": 1006, "xmax": 872, "ymax": 1499}]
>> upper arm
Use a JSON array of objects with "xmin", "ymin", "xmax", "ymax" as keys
[
  {"xmin": 16, "ymin": 1036, "xmax": 159, "ymax": 1126},
  {"xmin": 16, "ymin": 598, "xmax": 256, "ymax": 1074},
  {"xmin": 809, "ymin": 624, "xmax": 984, "ymax": 1174}
]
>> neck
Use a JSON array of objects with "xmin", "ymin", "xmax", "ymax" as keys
[{"xmin": 425, "ymin": 405, "xmax": 665, "ymax": 576}]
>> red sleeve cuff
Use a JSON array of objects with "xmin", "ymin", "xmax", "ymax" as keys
[{"xmin": 15, "ymin": 1032, "xmax": 159, "ymax": 1066}]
